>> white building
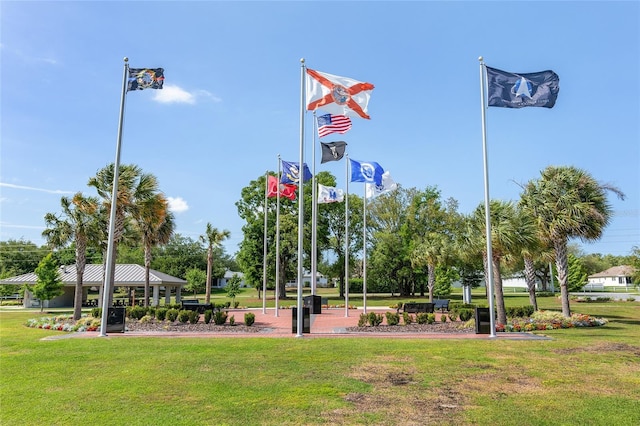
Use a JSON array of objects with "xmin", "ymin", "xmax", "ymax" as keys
[{"xmin": 585, "ymin": 265, "xmax": 636, "ymax": 291}]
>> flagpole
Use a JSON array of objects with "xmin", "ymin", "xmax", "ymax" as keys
[
  {"xmin": 275, "ymin": 155, "xmax": 281, "ymax": 317},
  {"xmin": 296, "ymin": 58, "xmax": 305, "ymax": 337},
  {"xmin": 344, "ymin": 154, "xmax": 350, "ymax": 317},
  {"xmin": 362, "ymin": 186, "xmax": 367, "ymax": 314},
  {"xmin": 262, "ymin": 170, "xmax": 268, "ymax": 314},
  {"xmin": 99, "ymin": 57, "xmax": 128, "ymax": 337},
  {"xmin": 479, "ymin": 56, "xmax": 497, "ymax": 338},
  {"xmin": 311, "ymin": 111, "xmax": 317, "ymax": 296}
]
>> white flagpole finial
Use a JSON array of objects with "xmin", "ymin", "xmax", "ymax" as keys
[
  {"xmin": 124, "ymin": 57, "xmax": 129, "ymax": 63},
  {"xmin": 478, "ymin": 56, "xmax": 483, "ymax": 62}
]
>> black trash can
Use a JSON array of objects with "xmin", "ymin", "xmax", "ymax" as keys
[
  {"xmin": 107, "ymin": 307, "xmax": 126, "ymax": 333},
  {"xmin": 303, "ymin": 295, "xmax": 322, "ymax": 314},
  {"xmin": 474, "ymin": 307, "xmax": 491, "ymax": 334},
  {"xmin": 292, "ymin": 307, "xmax": 310, "ymax": 333}
]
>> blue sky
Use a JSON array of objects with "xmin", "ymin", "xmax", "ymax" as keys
[{"xmin": 1, "ymin": 1, "xmax": 638, "ymax": 258}]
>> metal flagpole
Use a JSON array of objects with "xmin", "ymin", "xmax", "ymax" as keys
[
  {"xmin": 311, "ymin": 112, "xmax": 317, "ymax": 295},
  {"xmin": 275, "ymin": 155, "xmax": 281, "ymax": 317},
  {"xmin": 479, "ymin": 56, "xmax": 497, "ymax": 338},
  {"xmin": 296, "ymin": 58, "xmax": 306, "ymax": 337},
  {"xmin": 344, "ymin": 154, "xmax": 350, "ymax": 317},
  {"xmin": 99, "ymin": 57, "xmax": 129, "ymax": 337},
  {"xmin": 363, "ymin": 186, "xmax": 367, "ymax": 314},
  {"xmin": 262, "ymin": 170, "xmax": 268, "ymax": 314}
]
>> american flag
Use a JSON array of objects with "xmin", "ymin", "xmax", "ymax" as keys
[{"xmin": 317, "ymin": 114, "xmax": 352, "ymax": 138}]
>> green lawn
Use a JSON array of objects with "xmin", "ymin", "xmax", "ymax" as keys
[{"xmin": 1, "ymin": 293, "xmax": 639, "ymax": 425}]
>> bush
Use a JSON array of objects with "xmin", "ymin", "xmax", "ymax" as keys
[
  {"xmin": 385, "ymin": 312, "xmax": 400, "ymax": 326},
  {"xmin": 91, "ymin": 307, "xmax": 101, "ymax": 318},
  {"xmin": 213, "ymin": 310, "xmax": 228, "ymax": 325},
  {"xmin": 166, "ymin": 309, "xmax": 179, "ymax": 322},
  {"xmin": 188, "ymin": 310, "xmax": 199, "ymax": 324},
  {"xmin": 178, "ymin": 310, "xmax": 190, "ymax": 323},
  {"xmin": 204, "ymin": 310, "xmax": 213, "ymax": 324},
  {"xmin": 229, "ymin": 315, "xmax": 235, "ymax": 326},
  {"xmin": 156, "ymin": 308, "xmax": 168, "ymax": 321},
  {"xmin": 368, "ymin": 312, "xmax": 384, "ymax": 326},
  {"xmin": 506, "ymin": 305, "xmax": 535, "ymax": 318},
  {"xmin": 448, "ymin": 311, "xmax": 458, "ymax": 322},
  {"xmin": 416, "ymin": 313, "xmax": 429, "ymax": 324},
  {"xmin": 427, "ymin": 313, "xmax": 436, "ymax": 324},
  {"xmin": 459, "ymin": 309, "xmax": 473, "ymax": 322},
  {"xmin": 358, "ymin": 313, "xmax": 368, "ymax": 327},
  {"xmin": 128, "ymin": 306, "xmax": 147, "ymax": 320},
  {"xmin": 402, "ymin": 312, "xmax": 413, "ymax": 325},
  {"xmin": 440, "ymin": 314, "xmax": 447, "ymax": 323},
  {"xmin": 244, "ymin": 312, "xmax": 255, "ymax": 326}
]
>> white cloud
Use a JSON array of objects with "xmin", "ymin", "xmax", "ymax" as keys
[
  {"xmin": 153, "ymin": 84, "xmax": 196, "ymax": 104},
  {"xmin": 167, "ymin": 196, "xmax": 189, "ymax": 213},
  {"xmin": 0, "ymin": 182, "xmax": 73, "ymax": 194},
  {"xmin": 152, "ymin": 85, "xmax": 221, "ymax": 104}
]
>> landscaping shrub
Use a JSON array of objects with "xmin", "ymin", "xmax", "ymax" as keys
[
  {"xmin": 367, "ymin": 312, "xmax": 384, "ymax": 326},
  {"xmin": 358, "ymin": 313, "xmax": 368, "ymax": 327},
  {"xmin": 213, "ymin": 310, "xmax": 228, "ymax": 325},
  {"xmin": 448, "ymin": 311, "xmax": 458, "ymax": 322},
  {"xmin": 91, "ymin": 307, "xmax": 101, "ymax": 318},
  {"xmin": 244, "ymin": 312, "xmax": 255, "ymax": 326},
  {"xmin": 459, "ymin": 309, "xmax": 473, "ymax": 322},
  {"xmin": 385, "ymin": 311, "xmax": 400, "ymax": 326},
  {"xmin": 440, "ymin": 314, "xmax": 447, "ymax": 323},
  {"xmin": 166, "ymin": 308, "xmax": 179, "ymax": 322},
  {"xmin": 156, "ymin": 308, "xmax": 168, "ymax": 321},
  {"xmin": 229, "ymin": 315, "xmax": 235, "ymax": 326},
  {"xmin": 427, "ymin": 313, "xmax": 436, "ymax": 324},
  {"xmin": 416, "ymin": 313, "xmax": 429, "ymax": 324},
  {"xmin": 188, "ymin": 310, "xmax": 199, "ymax": 324},
  {"xmin": 128, "ymin": 306, "xmax": 147, "ymax": 320},
  {"xmin": 178, "ymin": 310, "xmax": 190, "ymax": 323},
  {"xmin": 204, "ymin": 310, "xmax": 213, "ymax": 324},
  {"xmin": 402, "ymin": 312, "xmax": 413, "ymax": 325},
  {"xmin": 506, "ymin": 305, "xmax": 535, "ymax": 318}
]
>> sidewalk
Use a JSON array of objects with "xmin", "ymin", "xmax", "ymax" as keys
[{"xmin": 82, "ymin": 307, "xmax": 550, "ymax": 340}]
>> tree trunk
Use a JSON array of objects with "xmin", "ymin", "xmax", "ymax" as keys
[
  {"xmin": 144, "ymin": 245, "xmax": 152, "ymax": 307},
  {"xmin": 73, "ymin": 241, "xmax": 87, "ymax": 320},
  {"xmin": 493, "ymin": 258, "xmax": 507, "ymax": 326},
  {"xmin": 205, "ymin": 247, "xmax": 212, "ymax": 304},
  {"xmin": 427, "ymin": 264, "xmax": 435, "ymax": 302},
  {"xmin": 523, "ymin": 255, "xmax": 538, "ymax": 311},
  {"xmin": 554, "ymin": 238, "xmax": 571, "ymax": 317}
]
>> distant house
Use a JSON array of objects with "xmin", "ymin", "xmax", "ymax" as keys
[
  {"xmin": 585, "ymin": 265, "xmax": 636, "ymax": 291},
  {"xmin": 286, "ymin": 272, "xmax": 329, "ymax": 288},
  {"xmin": 0, "ymin": 264, "xmax": 186, "ymax": 308},
  {"xmin": 214, "ymin": 270, "xmax": 246, "ymax": 288}
]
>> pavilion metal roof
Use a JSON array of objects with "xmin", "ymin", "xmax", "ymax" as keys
[{"xmin": 0, "ymin": 264, "xmax": 186, "ymax": 287}]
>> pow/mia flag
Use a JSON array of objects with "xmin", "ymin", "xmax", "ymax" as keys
[{"xmin": 320, "ymin": 141, "xmax": 347, "ymax": 164}]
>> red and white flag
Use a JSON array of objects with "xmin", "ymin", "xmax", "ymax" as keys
[
  {"xmin": 317, "ymin": 114, "xmax": 352, "ymax": 138},
  {"xmin": 267, "ymin": 175, "xmax": 296, "ymax": 200},
  {"xmin": 306, "ymin": 68, "xmax": 374, "ymax": 119}
]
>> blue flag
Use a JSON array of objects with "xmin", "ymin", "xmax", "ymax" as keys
[
  {"xmin": 127, "ymin": 68, "xmax": 165, "ymax": 92},
  {"xmin": 281, "ymin": 161, "xmax": 312, "ymax": 185},
  {"xmin": 486, "ymin": 66, "xmax": 559, "ymax": 108},
  {"xmin": 350, "ymin": 159, "xmax": 384, "ymax": 185}
]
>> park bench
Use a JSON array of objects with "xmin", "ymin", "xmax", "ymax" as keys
[
  {"xmin": 180, "ymin": 299, "xmax": 213, "ymax": 313},
  {"xmin": 434, "ymin": 299, "xmax": 450, "ymax": 312},
  {"xmin": 400, "ymin": 302, "xmax": 434, "ymax": 314}
]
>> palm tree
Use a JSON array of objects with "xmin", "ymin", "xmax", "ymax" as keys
[
  {"xmin": 134, "ymin": 194, "xmax": 175, "ymax": 307},
  {"xmin": 200, "ymin": 223, "xmax": 231, "ymax": 304},
  {"xmin": 520, "ymin": 166, "xmax": 624, "ymax": 317},
  {"xmin": 469, "ymin": 200, "xmax": 537, "ymax": 325},
  {"xmin": 43, "ymin": 193, "xmax": 100, "ymax": 320},
  {"xmin": 88, "ymin": 164, "xmax": 160, "ymax": 307}
]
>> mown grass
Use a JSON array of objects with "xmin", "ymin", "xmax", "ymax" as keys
[{"xmin": 1, "ymin": 295, "xmax": 639, "ymax": 425}]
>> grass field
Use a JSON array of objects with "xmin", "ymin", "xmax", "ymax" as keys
[{"xmin": 1, "ymin": 291, "xmax": 639, "ymax": 425}]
